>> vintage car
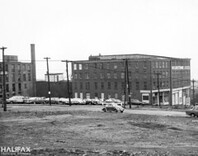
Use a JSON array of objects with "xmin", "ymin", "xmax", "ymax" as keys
[
  {"xmin": 102, "ymin": 103, "xmax": 124, "ymax": 113},
  {"xmin": 186, "ymin": 106, "xmax": 198, "ymax": 117}
]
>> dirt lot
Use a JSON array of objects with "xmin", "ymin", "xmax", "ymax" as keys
[{"xmin": 0, "ymin": 104, "xmax": 198, "ymax": 156}]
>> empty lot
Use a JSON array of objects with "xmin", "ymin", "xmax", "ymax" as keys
[{"xmin": 0, "ymin": 104, "xmax": 198, "ymax": 155}]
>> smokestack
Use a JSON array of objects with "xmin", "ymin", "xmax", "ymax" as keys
[{"xmin": 31, "ymin": 44, "xmax": 36, "ymax": 96}]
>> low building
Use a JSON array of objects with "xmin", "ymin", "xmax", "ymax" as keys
[{"xmin": 71, "ymin": 54, "xmax": 191, "ymax": 106}]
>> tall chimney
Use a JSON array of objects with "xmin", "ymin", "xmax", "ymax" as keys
[{"xmin": 31, "ymin": 44, "xmax": 37, "ymax": 96}]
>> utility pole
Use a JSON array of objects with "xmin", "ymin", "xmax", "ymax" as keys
[
  {"xmin": 150, "ymin": 61, "xmax": 153, "ymax": 105},
  {"xmin": 156, "ymin": 72, "xmax": 161, "ymax": 107},
  {"xmin": 192, "ymin": 79, "xmax": 195, "ymax": 106},
  {"xmin": 62, "ymin": 60, "xmax": 72, "ymax": 106},
  {"xmin": 44, "ymin": 57, "xmax": 51, "ymax": 105},
  {"xmin": 0, "ymin": 47, "xmax": 7, "ymax": 111},
  {"xmin": 169, "ymin": 60, "xmax": 173, "ymax": 106},
  {"xmin": 126, "ymin": 59, "xmax": 131, "ymax": 108}
]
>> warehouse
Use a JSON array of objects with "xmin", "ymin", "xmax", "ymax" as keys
[{"xmin": 72, "ymin": 54, "xmax": 191, "ymax": 106}]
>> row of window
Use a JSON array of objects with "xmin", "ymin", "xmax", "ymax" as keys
[
  {"xmin": 0, "ymin": 83, "xmax": 28, "ymax": 93},
  {"xmin": 74, "ymin": 80, "xmax": 190, "ymax": 91},
  {"xmin": 0, "ymin": 73, "xmax": 32, "ymax": 83},
  {"xmin": 73, "ymin": 69, "xmax": 190, "ymax": 80},
  {"xmin": 73, "ymin": 60, "xmax": 188, "ymax": 71}
]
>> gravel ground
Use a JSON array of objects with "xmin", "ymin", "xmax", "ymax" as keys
[{"xmin": 0, "ymin": 104, "xmax": 198, "ymax": 156}]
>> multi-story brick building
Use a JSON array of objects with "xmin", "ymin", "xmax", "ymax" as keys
[
  {"xmin": 72, "ymin": 54, "xmax": 191, "ymax": 105},
  {"xmin": 0, "ymin": 44, "xmax": 36, "ymax": 98}
]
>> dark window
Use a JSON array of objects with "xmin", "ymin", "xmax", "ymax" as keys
[
  {"xmin": 23, "ymin": 74, "xmax": 26, "ymax": 81},
  {"xmin": 143, "ymin": 82, "xmax": 147, "ymax": 90},
  {"xmin": 108, "ymin": 82, "xmax": 111, "ymax": 90},
  {"xmin": 12, "ymin": 84, "xmax": 15, "ymax": 92},
  {"xmin": 80, "ymin": 82, "xmax": 83, "ymax": 90},
  {"xmin": 94, "ymin": 82, "xmax": 98, "ymax": 90},
  {"xmin": 101, "ymin": 82, "xmax": 104, "ymax": 90},
  {"xmin": 114, "ymin": 82, "xmax": 118, "ymax": 90},
  {"xmin": 86, "ymin": 82, "xmax": 90, "ymax": 90},
  {"xmin": 6, "ymin": 84, "xmax": 9, "ymax": 92},
  {"xmin": 28, "ymin": 73, "xmax": 31, "ymax": 81},
  {"xmin": 136, "ymin": 81, "xmax": 139, "ymax": 90}
]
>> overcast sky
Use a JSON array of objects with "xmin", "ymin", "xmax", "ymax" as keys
[{"xmin": 0, "ymin": 0, "xmax": 198, "ymax": 80}]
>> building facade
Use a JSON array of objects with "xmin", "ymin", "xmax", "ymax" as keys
[
  {"xmin": 0, "ymin": 44, "xmax": 36, "ymax": 98},
  {"xmin": 72, "ymin": 54, "xmax": 191, "ymax": 105}
]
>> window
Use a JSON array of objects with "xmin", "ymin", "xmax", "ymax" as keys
[
  {"xmin": 108, "ymin": 82, "xmax": 111, "ymax": 90},
  {"xmin": 107, "ymin": 63, "xmax": 110, "ymax": 69},
  {"xmin": 11, "ymin": 64, "xmax": 15, "ymax": 72},
  {"xmin": 114, "ymin": 82, "xmax": 118, "ymax": 90},
  {"xmin": 101, "ymin": 82, "xmax": 104, "ymax": 90},
  {"xmin": 74, "ymin": 82, "xmax": 77, "ymax": 90},
  {"xmin": 135, "ymin": 62, "xmax": 138, "ymax": 68},
  {"xmin": 24, "ymin": 83, "xmax": 27, "ymax": 89},
  {"xmin": 12, "ymin": 84, "xmax": 15, "ymax": 92},
  {"xmin": 143, "ymin": 61, "xmax": 147, "ymax": 68},
  {"xmin": 107, "ymin": 73, "xmax": 111, "ymax": 79},
  {"xmin": 122, "ymin": 82, "xmax": 125, "ymax": 90},
  {"xmin": 28, "ymin": 73, "xmax": 31, "ymax": 81},
  {"xmin": 114, "ymin": 64, "xmax": 118, "ymax": 69},
  {"xmin": 93, "ymin": 73, "xmax": 97, "ymax": 79},
  {"xmin": 79, "ymin": 73, "xmax": 82, "ymax": 79},
  {"xmin": 73, "ymin": 64, "xmax": 77, "ymax": 70},
  {"xmin": 85, "ymin": 73, "xmax": 89, "ymax": 79},
  {"xmin": 84, "ymin": 64, "xmax": 88, "ymax": 70},
  {"xmin": 80, "ymin": 82, "xmax": 83, "ymax": 90},
  {"xmin": 85, "ymin": 82, "xmax": 90, "ymax": 90},
  {"xmin": 79, "ymin": 64, "xmax": 82, "ymax": 70},
  {"xmin": 6, "ymin": 84, "xmax": 9, "ymax": 92},
  {"xmin": 94, "ymin": 82, "xmax": 98, "ymax": 90},
  {"xmin": 23, "ymin": 74, "xmax": 26, "ymax": 81},
  {"xmin": 121, "ymin": 72, "xmax": 125, "ymax": 79},
  {"xmin": 156, "ymin": 62, "xmax": 158, "ymax": 68},
  {"xmin": 143, "ymin": 82, "xmax": 147, "ymax": 90},
  {"xmin": 114, "ymin": 73, "xmax": 117, "ymax": 79},
  {"xmin": 74, "ymin": 73, "xmax": 78, "ymax": 79},
  {"xmin": 136, "ymin": 81, "xmax": 139, "ymax": 90},
  {"xmin": 100, "ymin": 73, "xmax": 104, "ymax": 79}
]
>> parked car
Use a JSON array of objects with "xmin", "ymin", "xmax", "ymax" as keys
[
  {"xmin": 6, "ymin": 96, "xmax": 25, "ymax": 104},
  {"xmin": 130, "ymin": 99, "xmax": 143, "ymax": 105},
  {"xmin": 104, "ymin": 98, "xmax": 123, "ymax": 107},
  {"xmin": 102, "ymin": 103, "xmax": 124, "ymax": 113},
  {"xmin": 25, "ymin": 97, "xmax": 46, "ymax": 104},
  {"xmin": 186, "ymin": 106, "xmax": 198, "ymax": 117},
  {"xmin": 85, "ymin": 98, "xmax": 104, "ymax": 105}
]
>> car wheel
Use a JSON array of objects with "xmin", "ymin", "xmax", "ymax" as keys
[
  {"xmin": 102, "ymin": 108, "xmax": 106, "ymax": 112},
  {"xmin": 191, "ymin": 114, "xmax": 195, "ymax": 117}
]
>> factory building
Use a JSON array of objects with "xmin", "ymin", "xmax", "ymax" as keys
[
  {"xmin": 0, "ymin": 44, "xmax": 36, "ymax": 98},
  {"xmin": 72, "ymin": 54, "xmax": 191, "ymax": 105}
]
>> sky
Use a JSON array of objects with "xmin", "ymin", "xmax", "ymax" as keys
[{"xmin": 0, "ymin": 0, "xmax": 198, "ymax": 80}]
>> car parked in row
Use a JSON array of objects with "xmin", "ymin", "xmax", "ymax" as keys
[{"xmin": 6, "ymin": 96, "xmax": 26, "ymax": 104}]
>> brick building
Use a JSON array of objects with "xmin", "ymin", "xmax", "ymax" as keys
[
  {"xmin": 72, "ymin": 54, "xmax": 191, "ymax": 105},
  {"xmin": 0, "ymin": 44, "xmax": 36, "ymax": 98}
]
